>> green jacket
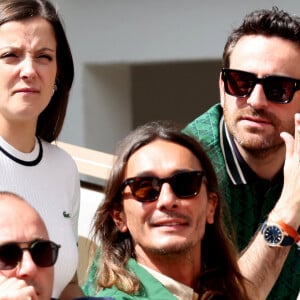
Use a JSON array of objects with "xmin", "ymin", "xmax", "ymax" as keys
[
  {"xmin": 183, "ymin": 103, "xmax": 300, "ymax": 300},
  {"xmin": 89, "ymin": 258, "xmax": 178, "ymax": 300}
]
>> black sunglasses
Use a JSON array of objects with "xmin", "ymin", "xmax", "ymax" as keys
[
  {"xmin": 221, "ymin": 68, "xmax": 300, "ymax": 104},
  {"xmin": 120, "ymin": 170, "xmax": 206, "ymax": 202},
  {"xmin": 0, "ymin": 240, "xmax": 60, "ymax": 270}
]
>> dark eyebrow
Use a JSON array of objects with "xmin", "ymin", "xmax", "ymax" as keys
[
  {"xmin": 38, "ymin": 47, "xmax": 56, "ymax": 52},
  {"xmin": 0, "ymin": 46, "xmax": 56, "ymax": 53},
  {"xmin": 131, "ymin": 169, "xmax": 195, "ymax": 178}
]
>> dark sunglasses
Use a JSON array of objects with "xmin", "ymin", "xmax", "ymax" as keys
[
  {"xmin": 221, "ymin": 68, "xmax": 300, "ymax": 103},
  {"xmin": 0, "ymin": 240, "xmax": 60, "ymax": 270},
  {"xmin": 120, "ymin": 170, "xmax": 206, "ymax": 202}
]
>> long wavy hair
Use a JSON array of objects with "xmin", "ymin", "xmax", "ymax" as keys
[
  {"xmin": 223, "ymin": 7, "xmax": 300, "ymax": 68},
  {"xmin": 91, "ymin": 121, "xmax": 250, "ymax": 299},
  {"xmin": 0, "ymin": 0, "xmax": 74, "ymax": 142}
]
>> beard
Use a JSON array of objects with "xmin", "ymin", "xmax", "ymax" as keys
[
  {"xmin": 223, "ymin": 105, "xmax": 294, "ymax": 159},
  {"xmin": 143, "ymin": 240, "xmax": 196, "ymax": 257},
  {"xmin": 233, "ymin": 126, "xmax": 284, "ymax": 159}
]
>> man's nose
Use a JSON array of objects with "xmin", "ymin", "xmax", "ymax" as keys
[
  {"xmin": 16, "ymin": 250, "xmax": 38, "ymax": 278},
  {"xmin": 156, "ymin": 183, "xmax": 178, "ymax": 210},
  {"xmin": 246, "ymin": 84, "xmax": 269, "ymax": 108}
]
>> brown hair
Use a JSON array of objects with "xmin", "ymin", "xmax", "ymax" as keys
[
  {"xmin": 223, "ymin": 7, "xmax": 300, "ymax": 68},
  {"xmin": 0, "ymin": 0, "xmax": 74, "ymax": 142},
  {"xmin": 92, "ymin": 121, "xmax": 250, "ymax": 299}
]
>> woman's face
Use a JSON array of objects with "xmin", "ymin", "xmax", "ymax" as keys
[{"xmin": 0, "ymin": 16, "xmax": 57, "ymax": 127}]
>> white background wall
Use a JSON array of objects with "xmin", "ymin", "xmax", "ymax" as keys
[
  {"xmin": 57, "ymin": 2, "xmax": 300, "ymax": 286},
  {"xmin": 54, "ymin": 0, "xmax": 300, "ymax": 154}
]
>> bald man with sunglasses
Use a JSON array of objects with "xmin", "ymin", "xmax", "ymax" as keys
[
  {"xmin": 184, "ymin": 7, "xmax": 300, "ymax": 300},
  {"xmin": 0, "ymin": 191, "xmax": 60, "ymax": 300}
]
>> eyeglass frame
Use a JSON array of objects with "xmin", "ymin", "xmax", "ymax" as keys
[
  {"xmin": 0, "ymin": 239, "xmax": 61, "ymax": 270},
  {"xmin": 119, "ymin": 170, "xmax": 206, "ymax": 202},
  {"xmin": 221, "ymin": 68, "xmax": 300, "ymax": 104}
]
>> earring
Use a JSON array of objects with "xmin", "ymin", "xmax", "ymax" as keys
[{"xmin": 52, "ymin": 84, "xmax": 57, "ymax": 96}]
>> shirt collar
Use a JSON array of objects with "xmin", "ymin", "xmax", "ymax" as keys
[
  {"xmin": 220, "ymin": 116, "xmax": 284, "ymax": 186},
  {"xmin": 140, "ymin": 264, "xmax": 199, "ymax": 300},
  {"xmin": 220, "ymin": 116, "xmax": 267, "ymax": 185}
]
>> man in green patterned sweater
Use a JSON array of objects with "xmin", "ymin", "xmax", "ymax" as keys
[{"xmin": 184, "ymin": 7, "xmax": 300, "ymax": 300}]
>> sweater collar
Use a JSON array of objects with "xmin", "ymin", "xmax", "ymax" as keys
[{"xmin": 219, "ymin": 116, "xmax": 284, "ymax": 185}]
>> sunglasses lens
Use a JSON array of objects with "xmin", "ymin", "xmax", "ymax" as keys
[
  {"xmin": 123, "ymin": 171, "xmax": 205, "ymax": 202},
  {"xmin": 0, "ymin": 244, "xmax": 22, "ymax": 270},
  {"xmin": 30, "ymin": 241, "xmax": 59, "ymax": 267},
  {"xmin": 223, "ymin": 69, "xmax": 298, "ymax": 103},
  {"xmin": 263, "ymin": 77, "xmax": 294, "ymax": 103},
  {"xmin": 129, "ymin": 177, "xmax": 160, "ymax": 202},
  {"xmin": 171, "ymin": 171, "xmax": 203, "ymax": 198},
  {"xmin": 224, "ymin": 69, "xmax": 255, "ymax": 97}
]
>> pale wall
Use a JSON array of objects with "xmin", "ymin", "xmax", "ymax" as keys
[{"xmin": 53, "ymin": 1, "xmax": 300, "ymax": 154}]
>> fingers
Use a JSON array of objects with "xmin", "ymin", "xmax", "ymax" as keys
[
  {"xmin": 280, "ymin": 113, "xmax": 300, "ymax": 159},
  {"xmin": 294, "ymin": 113, "xmax": 300, "ymax": 153},
  {"xmin": 0, "ymin": 276, "xmax": 37, "ymax": 300},
  {"xmin": 280, "ymin": 131, "xmax": 294, "ymax": 157},
  {"xmin": 275, "ymin": 113, "xmax": 300, "ymax": 227}
]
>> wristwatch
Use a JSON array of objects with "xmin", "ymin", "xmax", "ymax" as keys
[{"xmin": 261, "ymin": 220, "xmax": 295, "ymax": 247}]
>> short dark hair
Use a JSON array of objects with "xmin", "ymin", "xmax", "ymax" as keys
[
  {"xmin": 223, "ymin": 7, "xmax": 300, "ymax": 67},
  {"xmin": 0, "ymin": 0, "xmax": 74, "ymax": 142}
]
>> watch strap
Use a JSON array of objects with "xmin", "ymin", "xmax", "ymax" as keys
[
  {"xmin": 268, "ymin": 212, "xmax": 300, "ymax": 243},
  {"xmin": 274, "ymin": 220, "xmax": 300, "ymax": 243},
  {"xmin": 261, "ymin": 219, "xmax": 295, "ymax": 246},
  {"xmin": 280, "ymin": 233, "xmax": 295, "ymax": 246}
]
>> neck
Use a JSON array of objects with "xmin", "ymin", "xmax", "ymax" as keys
[
  {"xmin": 135, "ymin": 248, "xmax": 201, "ymax": 289},
  {"xmin": 0, "ymin": 118, "xmax": 37, "ymax": 152},
  {"xmin": 236, "ymin": 142, "xmax": 285, "ymax": 180}
]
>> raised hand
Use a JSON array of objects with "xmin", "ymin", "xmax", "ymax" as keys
[
  {"xmin": 0, "ymin": 276, "xmax": 38, "ymax": 300},
  {"xmin": 273, "ymin": 113, "xmax": 300, "ymax": 228}
]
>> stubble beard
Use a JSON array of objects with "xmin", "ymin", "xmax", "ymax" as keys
[
  {"xmin": 232, "ymin": 127, "xmax": 284, "ymax": 159},
  {"xmin": 144, "ymin": 240, "xmax": 195, "ymax": 258},
  {"xmin": 224, "ymin": 107, "xmax": 293, "ymax": 160}
]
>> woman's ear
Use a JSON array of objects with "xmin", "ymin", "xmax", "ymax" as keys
[
  {"xmin": 206, "ymin": 192, "xmax": 218, "ymax": 224},
  {"xmin": 111, "ymin": 209, "xmax": 128, "ymax": 232}
]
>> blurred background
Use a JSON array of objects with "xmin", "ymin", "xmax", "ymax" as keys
[
  {"xmin": 53, "ymin": 1, "xmax": 300, "ymax": 285},
  {"xmin": 55, "ymin": 0, "xmax": 300, "ymax": 155}
]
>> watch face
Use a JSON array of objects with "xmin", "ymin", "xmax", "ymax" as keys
[{"xmin": 263, "ymin": 225, "xmax": 284, "ymax": 246}]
